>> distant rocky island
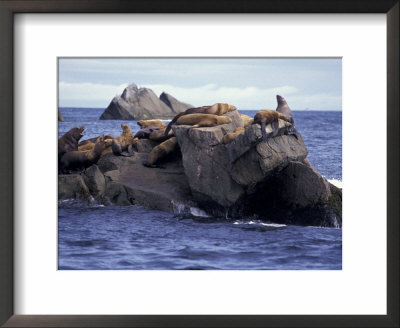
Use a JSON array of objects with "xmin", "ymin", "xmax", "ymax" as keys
[{"xmin": 100, "ymin": 83, "xmax": 193, "ymax": 120}]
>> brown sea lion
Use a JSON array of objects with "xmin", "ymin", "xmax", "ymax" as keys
[
  {"xmin": 111, "ymin": 137, "xmax": 138, "ymax": 157},
  {"xmin": 134, "ymin": 126, "xmax": 162, "ymax": 139},
  {"xmin": 240, "ymin": 114, "xmax": 254, "ymax": 128},
  {"xmin": 81, "ymin": 140, "xmax": 112, "ymax": 153},
  {"xmin": 222, "ymin": 127, "xmax": 245, "ymax": 144},
  {"xmin": 143, "ymin": 137, "xmax": 178, "ymax": 168},
  {"xmin": 276, "ymin": 95, "xmax": 299, "ymax": 139},
  {"xmin": 58, "ymin": 126, "xmax": 85, "ymax": 162},
  {"xmin": 149, "ymin": 127, "xmax": 174, "ymax": 142},
  {"xmin": 137, "ymin": 119, "xmax": 166, "ymax": 129},
  {"xmin": 59, "ymin": 135, "xmax": 107, "ymax": 173},
  {"xmin": 164, "ymin": 105, "xmax": 211, "ymax": 135},
  {"xmin": 78, "ymin": 142, "xmax": 95, "ymax": 152},
  {"xmin": 164, "ymin": 103, "xmax": 236, "ymax": 135},
  {"xmin": 111, "ymin": 124, "xmax": 137, "ymax": 156},
  {"xmin": 206, "ymin": 103, "xmax": 237, "ymax": 116},
  {"xmin": 79, "ymin": 135, "xmax": 114, "ymax": 147},
  {"xmin": 176, "ymin": 114, "xmax": 232, "ymax": 128},
  {"xmin": 253, "ymin": 109, "xmax": 291, "ymax": 141}
]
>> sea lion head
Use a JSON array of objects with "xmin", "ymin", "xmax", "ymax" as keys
[
  {"xmin": 121, "ymin": 123, "xmax": 132, "ymax": 136},
  {"xmin": 70, "ymin": 126, "xmax": 85, "ymax": 141},
  {"xmin": 227, "ymin": 104, "xmax": 237, "ymax": 111},
  {"xmin": 276, "ymin": 95, "xmax": 286, "ymax": 105},
  {"xmin": 219, "ymin": 116, "xmax": 233, "ymax": 124}
]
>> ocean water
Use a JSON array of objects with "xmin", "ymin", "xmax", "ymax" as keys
[{"xmin": 58, "ymin": 107, "xmax": 342, "ymax": 270}]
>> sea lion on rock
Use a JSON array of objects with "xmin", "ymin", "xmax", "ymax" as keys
[
  {"xmin": 253, "ymin": 109, "xmax": 291, "ymax": 141},
  {"xmin": 78, "ymin": 142, "xmax": 95, "ymax": 152},
  {"xmin": 149, "ymin": 127, "xmax": 174, "ymax": 142},
  {"xmin": 164, "ymin": 103, "xmax": 236, "ymax": 135},
  {"xmin": 58, "ymin": 126, "xmax": 85, "ymax": 162},
  {"xmin": 276, "ymin": 95, "xmax": 299, "ymax": 139},
  {"xmin": 79, "ymin": 135, "xmax": 114, "ymax": 147},
  {"xmin": 78, "ymin": 136, "xmax": 114, "ymax": 155},
  {"xmin": 111, "ymin": 124, "xmax": 137, "ymax": 156},
  {"xmin": 176, "ymin": 114, "xmax": 232, "ymax": 128},
  {"xmin": 223, "ymin": 127, "xmax": 245, "ymax": 144},
  {"xmin": 240, "ymin": 114, "xmax": 254, "ymax": 128},
  {"xmin": 143, "ymin": 137, "xmax": 178, "ymax": 168},
  {"xmin": 134, "ymin": 126, "xmax": 162, "ymax": 139},
  {"xmin": 207, "ymin": 103, "xmax": 237, "ymax": 116},
  {"xmin": 137, "ymin": 119, "xmax": 166, "ymax": 129},
  {"xmin": 59, "ymin": 135, "xmax": 107, "ymax": 173},
  {"xmin": 164, "ymin": 105, "xmax": 211, "ymax": 135}
]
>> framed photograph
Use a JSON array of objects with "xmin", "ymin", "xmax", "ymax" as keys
[{"xmin": 1, "ymin": 1, "xmax": 398, "ymax": 327}]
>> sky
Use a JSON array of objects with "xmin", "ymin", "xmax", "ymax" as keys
[{"xmin": 58, "ymin": 58, "xmax": 342, "ymax": 111}]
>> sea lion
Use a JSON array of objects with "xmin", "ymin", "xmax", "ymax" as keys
[
  {"xmin": 134, "ymin": 126, "xmax": 162, "ymax": 139},
  {"xmin": 137, "ymin": 119, "xmax": 166, "ymax": 129},
  {"xmin": 164, "ymin": 103, "xmax": 236, "ymax": 135},
  {"xmin": 59, "ymin": 135, "xmax": 107, "ymax": 173},
  {"xmin": 78, "ymin": 142, "xmax": 95, "ymax": 152},
  {"xmin": 206, "ymin": 103, "xmax": 237, "ymax": 116},
  {"xmin": 79, "ymin": 135, "xmax": 114, "ymax": 147},
  {"xmin": 253, "ymin": 109, "xmax": 291, "ymax": 141},
  {"xmin": 149, "ymin": 127, "xmax": 174, "ymax": 142},
  {"xmin": 276, "ymin": 95, "xmax": 299, "ymax": 139},
  {"xmin": 143, "ymin": 137, "xmax": 178, "ymax": 168},
  {"xmin": 164, "ymin": 105, "xmax": 211, "ymax": 135},
  {"xmin": 111, "ymin": 137, "xmax": 138, "ymax": 157},
  {"xmin": 58, "ymin": 126, "xmax": 85, "ymax": 162},
  {"xmin": 222, "ymin": 127, "xmax": 245, "ymax": 144},
  {"xmin": 111, "ymin": 124, "xmax": 137, "ymax": 156},
  {"xmin": 176, "ymin": 114, "xmax": 232, "ymax": 128},
  {"xmin": 240, "ymin": 114, "xmax": 254, "ymax": 128},
  {"xmin": 78, "ymin": 136, "xmax": 114, "ymax": 155}
]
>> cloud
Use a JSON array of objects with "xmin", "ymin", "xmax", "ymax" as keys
[
  {"xmin": 59, "ymin": 82, "xmax": 128, "ymax": 105},
  {"xmin": 59, "ymin": 81, "xmax": 341, "ymax": 110}
]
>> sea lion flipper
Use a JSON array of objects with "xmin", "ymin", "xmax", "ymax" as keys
[
  {"xmin": 261, "ymin": 121, "xmax": 268, "ymax": 141},
  {"xmin": 271, "ymin": 120, "xmax": 280, "ymax": 137}
]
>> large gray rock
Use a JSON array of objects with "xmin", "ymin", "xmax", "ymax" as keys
[
  {"xmin": 100, "ymin": 84, "xmax": 193, "ymax": 120},
  {"xmin": 58, "ymin": 174, "xmax": 90, "ymax": 200},
  {"xmin": 173, "ymin": 110, "xmax": 307, "ymax": 207},
  {"xmin": 160, "ymin": 92, "xmax": 192, "ymax": 114},
  {"xmin": 83, "ymin": 165, "xmax": 106, "ymax": 196},
  {"xmin": 172, "ymin": 109, "xmax": 340, "ymax": 226}
]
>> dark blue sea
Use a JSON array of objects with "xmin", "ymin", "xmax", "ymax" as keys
[{"xmin": 58, "ymin": 107, "xmax": 342, "ymax": 270}]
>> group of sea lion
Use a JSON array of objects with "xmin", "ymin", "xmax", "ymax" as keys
[
  {"xmin": 58, "ymin": 126, "xmax": 110, "ymax": 174},
  {"xmin": 222, "ymin": 95, "xmax": 299, "ymax": 144},
  {"xmin": 254, "ymin": 94, "xmax": 299, "ymax": 141},
  {"xmin": 58, "ymin": 96, "xmax": 298, "ymax": 173}
]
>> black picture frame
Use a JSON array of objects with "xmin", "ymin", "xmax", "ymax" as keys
[{"xmin": 0, "ymin": 1, "xmax": 398, "ymax": 327}]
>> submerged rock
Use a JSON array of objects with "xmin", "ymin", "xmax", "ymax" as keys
[{"xmin": 100, "ymin": 84, "xmax": 193, "ymax": 120}]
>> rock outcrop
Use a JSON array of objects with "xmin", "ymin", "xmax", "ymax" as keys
[
  {"xmin": 58, "ymin": 108, "xmax": 64, "ymax": 122},
  {"xmin": 59, "ymin": 109, "xmax": 342, "ymax": 227},
  {"xmin": 100, "ymin": 84, "xmax": 193, "ymax": 120}
]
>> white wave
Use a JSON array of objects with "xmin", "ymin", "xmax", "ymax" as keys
[
  {"xmin": 328, "ymin": 179, "xmax": 342, "ymax": 189},
  {"xmin": 171, "ymin": 200, "xmax": 187, "ymax": 214},
  {"xmin": 189, "ymin": 207, "xmax": 211, "ymax": 218},
  {"xmin": 234, "ymin": 220, "xmax": 286, "ymax": 228}
]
